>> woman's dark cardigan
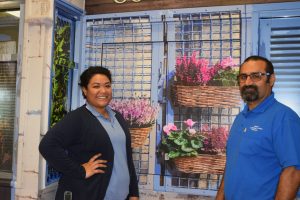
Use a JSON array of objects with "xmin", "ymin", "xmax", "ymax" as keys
[{"xmin": 39, "ymin": 105, "xmax": 139, "ymax": 200}]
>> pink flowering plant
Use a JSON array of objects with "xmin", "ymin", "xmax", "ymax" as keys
[
  {"xmin": 110, "ymin": 98, "xmax": 159, "ymax": 128},
  {"xmin": 159, "ymin": 119, "xmax": 229, "ymax": 159},
  {"xmin": 201, "ymin": 125, "xmax": 229, "ymax": 154},
  {"xmin": 175, "ymin": 52, "xmax": 239, "ymax": 86}
]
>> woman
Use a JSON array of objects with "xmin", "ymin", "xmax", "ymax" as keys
[{"xmin": 39, "ymin": 66, "xmax": 139, "ymax": 200}]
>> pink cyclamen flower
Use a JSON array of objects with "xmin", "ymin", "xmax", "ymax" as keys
[
  {"xmin": 184, "ymin": 119, "xmax": 196, "ymax": 128},
  {"xmin": 163, "ymin": 123, "xmax": 178, "ymax": 135}
]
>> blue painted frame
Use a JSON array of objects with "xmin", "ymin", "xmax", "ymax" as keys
[{"xmin": 45, "ymin": 0, "xmax": 83, "ymax": 185}]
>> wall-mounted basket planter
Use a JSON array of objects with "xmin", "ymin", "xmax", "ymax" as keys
[
  {"xmin": 173, "ymin": 154, "xmax": 226, "ymax": 174},
  {"xmin": 173, "ymin": 84, "xmax": 240, "ymax": 108},
  {"xmin": 129, "ymin": 126, "xmax": 153, "ymax": 148}
]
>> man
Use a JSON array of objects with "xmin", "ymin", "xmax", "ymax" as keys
[{"xmin": 216, "ymin": 56, "xmax": 300, "ymax": 200}]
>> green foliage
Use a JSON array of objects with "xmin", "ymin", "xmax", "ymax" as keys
[
  {"xmin": 158, "ymin": 121, "xmax": 229, "ymax": 161},
  {"xmin": 50, "ymin": 22, "xmax": 74, "ymax": 127},
  {"xmin": 209, "ymin": 68, "xmax": 239, "ymax": 86},
  {"xmin": 160, "ymin": 129, "xmax": 204, "ymax": 159}
]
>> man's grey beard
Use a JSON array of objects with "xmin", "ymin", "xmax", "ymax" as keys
[{"xmin": 241, "ymin": 85, "xmax": 259, "ymax": 102}]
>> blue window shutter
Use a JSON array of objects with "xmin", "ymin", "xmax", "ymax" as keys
[{"xmin": 259, "ymin": 17, "xmax": 300, "ymax": 116}]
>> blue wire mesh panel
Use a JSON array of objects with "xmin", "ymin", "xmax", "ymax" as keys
[
  {"xmin": 163, "ymin": 10, "xmax": 242, "ymax": 194},
  {"xmin": 102, "ymin": 42, "xmax": 152, "ymax": 98},
  {"xmin": 173, "ymin": 11, "xmax": 241, "ymax": 64},
  {"xmin": 85, "ymin": 16, "xmax": 153, "ymax": 185}
]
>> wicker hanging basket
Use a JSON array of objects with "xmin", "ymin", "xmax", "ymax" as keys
[
  {"xmin": 173, "ymin": 84, "xmax": 240, "ymax": 108},
  {"xmin": 129, "ymin": 126, "xmax": 153, "ymax": 148},
  {"xmin": 173, "ymin": 154, "xmax": 226, "ymax": 174}
]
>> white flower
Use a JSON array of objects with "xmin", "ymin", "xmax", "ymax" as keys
[{"xmin": 189, "ymin": 128, "xmax": 196, "ymax": 135}]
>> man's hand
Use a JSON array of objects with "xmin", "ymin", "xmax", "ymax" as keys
[
  {"xmin": 129, "ymin": 197, "xmax": 139, "ymax": 200},
  {"xmin": 82, "ymin": 153, "xmax": 107, "ymax": 179}
]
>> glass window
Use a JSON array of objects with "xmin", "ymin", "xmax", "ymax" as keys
[
  {"xmin": 0, "ymin": 61, "xmax": 16, "ymax": 172},
  {"xmin": 0, "ymin": 10, "xmax": 19, "ymax": 174}
]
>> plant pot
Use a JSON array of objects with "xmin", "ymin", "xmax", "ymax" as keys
[
  {"xmin": 173, "ymin": 154, "xmax": 226, "ymax": 174},
  {"xmin": 173, "ymin": 84, "xmax": 240, "ymax": 108},
  {"xmin": 129, "ymin": 126, "xmax": 153, "ymax": 148}
]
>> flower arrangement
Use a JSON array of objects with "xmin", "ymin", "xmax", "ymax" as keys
[
  {"xmin": 175, "ymin": 51, "xmax": 239, "ymax": 86},
  {"xmin": 109, "ymin": 98, "xmax": 159, "ymax": 128},
  {"xmin": 159, "ymin": 119, "xmax": 229, "ymax": 159}
]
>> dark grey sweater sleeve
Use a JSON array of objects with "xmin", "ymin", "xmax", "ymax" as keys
[{"xmin": 39, "ymin": 109, "xmax": 86, "ymax": 179}]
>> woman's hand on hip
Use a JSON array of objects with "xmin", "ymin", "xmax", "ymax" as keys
[{"xmin": 82, "ymin": 153, "xmax": 107, "ymax": 178}]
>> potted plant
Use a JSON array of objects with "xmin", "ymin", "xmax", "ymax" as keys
[
  {"xmin": 158, "ymin": 119, "xmax": 228, "ymax": 174},
  {"xmin": 110, "ymin": 98, "xmax": 159, "ymax": 148},
  {"xmin": 174, "ymin": 51, "xmax": 240, "ymax": 108}
]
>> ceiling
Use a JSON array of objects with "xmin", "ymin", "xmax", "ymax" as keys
[
  {"xmin": 0, "ymin": 0, "xmax": 21, "ymax": 26},
  {"xmin": 0, "ymin": 0, "xmax": 22, "ymax": 10}
]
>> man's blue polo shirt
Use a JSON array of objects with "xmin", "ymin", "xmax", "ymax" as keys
[{"xmin": 224, "ymin": 92, "xmax": 300, "ymax": 200}]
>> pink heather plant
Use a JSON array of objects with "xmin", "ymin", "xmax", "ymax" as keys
[
  {"xmin": 201, "ymin": 125, "xmax": 229, "ymax": 154},
  {"xmin": 110, "ymin": 98, "xmax": 159, "ymax": 128},
  {"xmin": 175, "ymin": 51, "xmax": 238, "ymax": 86}
]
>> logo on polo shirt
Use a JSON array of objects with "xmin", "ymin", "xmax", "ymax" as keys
[{"xmin": 250, "ymin": 125, "xmax": 263, "ymax": 132}]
